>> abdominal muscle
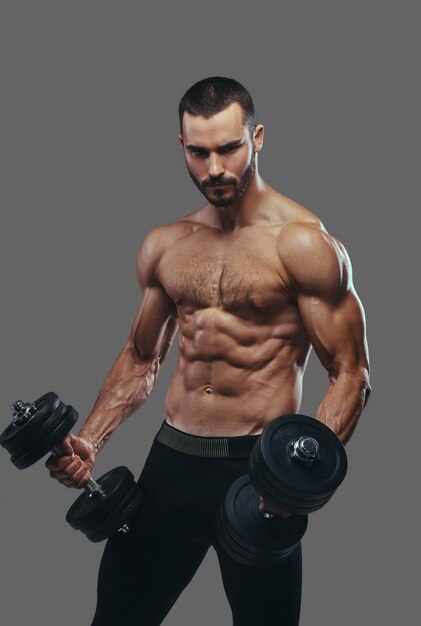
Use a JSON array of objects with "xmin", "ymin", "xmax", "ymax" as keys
[{"xmin": 164, "ymin": 307, "xmax": 310, "ymax": 436}]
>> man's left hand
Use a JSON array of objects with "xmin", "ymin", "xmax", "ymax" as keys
[{"xmin": 259, "ymin": 495, "xmax": 291, "ymax": 518}]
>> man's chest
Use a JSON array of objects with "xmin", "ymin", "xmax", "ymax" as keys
[{"xmin": 157, "ymin": 227, "xmax": 292, "ymax": 314}]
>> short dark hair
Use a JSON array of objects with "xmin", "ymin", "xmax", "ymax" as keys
[{"xmin": 178, "ymin": 76, "xmax": 256, "ymax": 137}]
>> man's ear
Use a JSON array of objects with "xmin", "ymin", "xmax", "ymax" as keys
[
  {"xmin": 253, "ymin": 124, "xmax": 264, "ymax": 153},
  {"xmin": 178, "ymin": 134, "xmax": 184, "ymax": 147}
]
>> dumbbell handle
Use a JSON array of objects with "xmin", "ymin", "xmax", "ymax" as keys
[{"xmin": 51, "ymin": 447, "xmax": 105, "ymax": 497}]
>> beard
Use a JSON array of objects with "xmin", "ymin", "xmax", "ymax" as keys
[{"xmin": 187, "ymin": 149, "xmax": 256, "ymax": 207}]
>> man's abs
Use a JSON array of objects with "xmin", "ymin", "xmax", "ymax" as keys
[{"xmin": 163, "ymin": 301, "xmax": 311, "ymax": 436}]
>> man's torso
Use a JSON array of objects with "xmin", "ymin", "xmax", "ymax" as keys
[{"xmin": 155, "ymin": 188, "xmax": 323, "ymax": 435}]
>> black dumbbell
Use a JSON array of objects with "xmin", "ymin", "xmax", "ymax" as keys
[
  {"xmin": 217, "ymin": 414, "xmax": 348, "ymax": 567},
  {"xmin": 0, "ymin": 392, "xmax": 144, "ymax": 542}
]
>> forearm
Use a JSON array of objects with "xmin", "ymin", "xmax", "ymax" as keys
[
  {"xmin": 316, "ymin": 367, "xmax": 371, "ymax": 445},
  {"xmin": 78, "ymin": 343, "xmax": 160, "ymax": 453}
]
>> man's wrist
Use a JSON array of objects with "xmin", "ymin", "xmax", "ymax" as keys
[{"xmin": 78, "ymin": 430, "xmax": 99, "ymax": 455}]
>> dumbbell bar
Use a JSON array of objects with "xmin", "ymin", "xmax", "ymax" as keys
[
  {"xmin": 0, "ymin": 392, "xmax": 144, "ymax": 542},
  {"xmin": 217, "ymin": 414, "xmax": 348, "ymax": 567}
]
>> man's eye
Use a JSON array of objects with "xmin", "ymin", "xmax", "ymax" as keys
[
  {"xmin": 190, "ymin": 149, "xmax": 206, "ymax": 158},
  {"xmin": 221, "ymin": 146, "xmax": 238, "ymax": 154}
]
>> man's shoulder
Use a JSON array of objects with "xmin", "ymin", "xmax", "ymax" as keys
[
  {"xmin": 136, "ymin": 211, "xmax": 208, "ymax": 288},
  {"xmin": 272, "ymin": 191, "xmax": 333, "ymax": 258},
  {"xmin": 143, "ymin": 205, "xmax": 211, "ymax": 246},
  {"xmin": 278, "ymin": 219, "xmax": 330, "ymax": 249},
  {"xmin": 277, "ymin": 220, "xmax": 351, "ymax": 296}
]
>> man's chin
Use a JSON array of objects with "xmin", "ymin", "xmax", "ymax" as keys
[
  {"xmin": 212, "ymin": 198, "xmax": 236, "ymax": 207},
  {"xmin": 204, "ymin": 190, "xmax": 237, "ymax": 207}
]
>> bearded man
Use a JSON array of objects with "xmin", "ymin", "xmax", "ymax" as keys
[{"xmin": 47, "ymin": 76, "xmax": 371, "ymax": 626}]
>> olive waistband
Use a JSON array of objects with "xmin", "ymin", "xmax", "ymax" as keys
[{"xmin": 154, "ymin": 420, "xmax": 260, "ymax": 459}]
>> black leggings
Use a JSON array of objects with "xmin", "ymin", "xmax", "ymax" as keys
[{"xmin": 91, "ymin": 421, "xmax": 302, "ymax": 625}]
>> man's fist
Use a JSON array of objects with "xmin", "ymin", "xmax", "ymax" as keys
[
  {"xmin": 259, "ymin": 495, "xmax": 291, "ymax": 519},
  {"xmin": 45, "ymin": 432, "xmax": 96, "ymax": 489}
]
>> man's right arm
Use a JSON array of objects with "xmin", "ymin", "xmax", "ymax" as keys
[{"xmin": 45, "ymin": 226, "xmax": 178, "ymax": 487}]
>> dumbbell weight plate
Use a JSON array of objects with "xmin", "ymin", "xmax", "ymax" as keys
[
  {"xmin": 66, "ymin": 466, "xmax": 136, "ymax": 529},
  {"xmin": 218, "ymin": 506, "xmax": 303, "ymax": 568},
  {"xmin": 252, "ymin": 414, "xmax": 347, "ymax": 501},
  {"xmin": 218, "ymin": 503, "xmax": 285, "ymax": 565},
  {"xmin": 9, "ymin": 400, "xmax": 68, "ymax": 459},
  {"xmin": 248, "ymin": 444, "xmax": 332, "ymax": 515},
  {"xmin": 66, "ymin": 466, "xmax": 144, "ymax": 542},
  {"xmin": 12, "ymin": 404, "xmax": 78, "ymax": 469},
  {"xmin": 86, "ymin": 485, "xmax": 144, "ymax": 543},
  {"xmin": 218, "ymin": 475, "xmax": 308, "ymax": 568},
  {"xmin": 0, "ymin": 393, "xmax": 79, "ymax": 469},
  {"xmin": 0, "ymin": 392, "xmax": 61, "ymax": 454}
]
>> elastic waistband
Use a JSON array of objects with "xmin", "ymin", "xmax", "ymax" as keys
[{"xmin": 154, "ymin": 420, "xmax": 260, "ymax": 459}]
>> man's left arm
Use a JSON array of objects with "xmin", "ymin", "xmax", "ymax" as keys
[{"xmin": 281, "ymin": 223, "xmax": 371, "ymax": 444}]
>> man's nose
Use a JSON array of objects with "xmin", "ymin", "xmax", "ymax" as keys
[{"xmin": 207, "ymin": 153, "xmax": 225, "ymax": 178}]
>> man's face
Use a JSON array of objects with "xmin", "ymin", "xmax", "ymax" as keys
[{"xmin": 179, "ymin": 102, "xmax": 261, "ymax": 207}]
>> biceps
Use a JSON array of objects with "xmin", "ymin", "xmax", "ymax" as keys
[
  {"xmin": 297, "ymin": 289, "xmax": 369, "ymax": 375},
  {"xmin": 129, "ymin": 285, "xmax": 178, "ymax": 362}
]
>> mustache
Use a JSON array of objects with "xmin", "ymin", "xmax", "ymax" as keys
[{"xmin": 202, "ymin": 177, "xmax": 237, "ymax": 188}]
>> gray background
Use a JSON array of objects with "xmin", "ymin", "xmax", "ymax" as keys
[{"xmin": 1, "ymin": 2, "xmax": 418, "ymax": 624}]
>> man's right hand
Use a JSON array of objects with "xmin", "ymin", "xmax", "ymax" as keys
[{"xmin": 45, "ymin": 433, "xmax": 96, "ymax": 489}]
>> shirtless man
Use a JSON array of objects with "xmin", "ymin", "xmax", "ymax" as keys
[{"xmin": 46, "ymin": 77, "xmax": 371, "ymax": 625}]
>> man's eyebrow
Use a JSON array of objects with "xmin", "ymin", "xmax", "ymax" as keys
[
  {"xmin": 186, "ymin": 139, "xmax": 244, "ymax": 151},
  {"xmin": 219, "ymin": 139, "xmax": 244, "ymax": 149}
]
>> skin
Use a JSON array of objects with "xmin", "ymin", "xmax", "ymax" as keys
[{"xmin": 46, "ymin": 102, "xmax": 371, "ymax": 516}]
